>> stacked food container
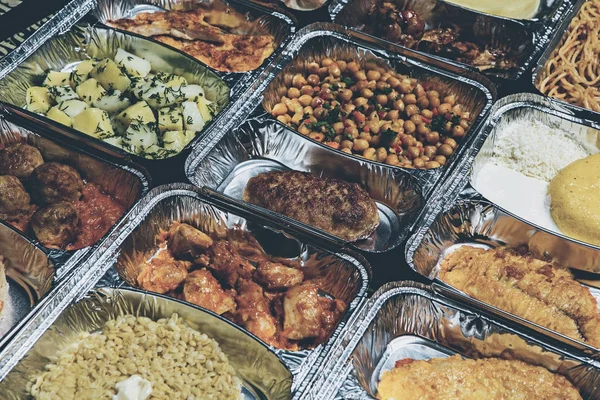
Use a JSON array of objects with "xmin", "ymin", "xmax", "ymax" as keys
[{"xmin": 1, "ymin": 0, "xmax": 600, "ymax": 398}]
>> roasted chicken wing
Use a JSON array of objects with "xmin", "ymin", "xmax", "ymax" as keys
[{"xmin": 183, "ymin": 269, "xmax": 236, "ymax": 315}]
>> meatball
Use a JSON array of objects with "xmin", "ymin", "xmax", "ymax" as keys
[
  {"xmin": 31, "ymin": 201, "xmax": 79, "ymax": 248},
  {"xmin": 0, "ymin": 175, "xmax": 31, "ymax": 218},
  {"xmin": 0, "ymin": 144, "xmax": 44, "ymax": 179},
  {"xmin": 31, "ymin": 162, "xmax": 83, "ymax": 204}
]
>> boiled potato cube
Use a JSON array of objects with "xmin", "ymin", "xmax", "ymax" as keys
[
  {"xmin": 197, "ymin": 97, "xmax": 217, "ymax": 122},
  {"xmin": 181, "ymin": 84, "xmax": 205, "ymax": 102},
  {"xmin": 43, "ymin": 71, "xmax": 70, "ymax": 87},
  {"xmin": 154, "ymin": 72, "xmax": 187, "ymax": 88},
  {"xmin": 76, "ymin": 78, "xmax": 107, "ymax": 105},
  {"xmin": 103, "ymin": 136, "xmax": 124, "ymax": 148},
  {"xmin": 69, "ymin": 59, "xmax": 97, "ymax": 86},
  {"xmin": 57, "ymin": 99, "xmax": 89, "ymax": 118},
  {"xmin": 115, "ymin": 48, "xmax": 151, "ymax": 77},
  {"xmin": 141, "ymin": 80, "xmax": 183, "ymax": 108},
  {"xmin": 163, "ymin": 130, "xmax": 195, "ymax": 152},
  {"xmin": 158, "ymin": 106, "xmax": 183, "ymax": 133},
  {"xmin": 48, "ymin": 85, "xmax": 78, "ymax": 103},
  {"xmin": 95, "ymin": 90, "xmax": 131, "ymax": 113},
  {"xmin": 123, "ymin": 122, "xmax": 158, "ymax": 154},
  {"xmin": 128, "ymin": 76, "xmax": 147, "ymax": 99},
  {"xmin": 182, "ymin": 101, "xmax": 205, "ymax": 131},
  {"xmin": 116, "ymin": 101, "xmax": 156, "ymax": 129},
  {"xmin": 46, "ymin": 106, "xmax": 72, "ymax": 127},
  {"xmin": 25, "ymin": 86, "xmax": 52, "ymax": 114},
  {"xmin": 73, "ymin": 108, "xmax": 114, "ymax": 139},
  {"xmin": 91, "ymin": 58, "xmax": 131, "ymax": 92}
]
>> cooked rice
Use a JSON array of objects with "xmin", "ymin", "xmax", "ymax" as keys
[{"xmin": 29, "ymin": 314, "xmax": 241, "ymax": 400}]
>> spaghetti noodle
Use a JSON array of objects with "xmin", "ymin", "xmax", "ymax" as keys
[{"xmin": 538, "ymin": 0, "xmax": 600, "ymax": 112}]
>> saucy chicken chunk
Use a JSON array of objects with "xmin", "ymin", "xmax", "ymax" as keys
[{"xmin": 124, "ymin": 221, "xmax": 348, "ymax": 350}]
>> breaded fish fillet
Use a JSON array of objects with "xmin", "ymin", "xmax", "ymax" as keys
[
  {"xmin": 439, "ymin": 246, "xmax": 600, "ymax": 347},
  {"xmin": 242, "ymin": 171, "xmax": 380, "ymax": 242},
  {"xmin": 378, "ymin": 355, "xmax": 582, "ymax": 400}
]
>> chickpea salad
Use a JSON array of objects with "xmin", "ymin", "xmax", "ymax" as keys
[
  {"xmin": 25, "ymin": 48, "xmax": 220, "ymax": 159},
  {"xmin": 270, "ymin": 58, "xmax": 471, "ymax": 169}
]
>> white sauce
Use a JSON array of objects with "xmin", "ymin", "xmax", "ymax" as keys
[
  {"xmin": 474, "ymin": 163, "xmax": 560, "ymax": 234},
  {"xmin": 113, "ymin": 375, "xmax": 152, "ymax": 400},
  {"xmin": 444, "ymin": 0, "xmax": 541, "ymax": 19}
]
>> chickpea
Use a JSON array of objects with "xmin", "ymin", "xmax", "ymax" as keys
[
  {"xmin": 319, "ymin": 88, "xmax": 334, "ymax": 101},
  {"xmin": 354, "ymin": 80, "xmax": 368, "ymax": 92},
  {"xmin": 376, "ymin": 147, "xmax": 388, "ymax": 162},
  {"xmin": 372, "ymin": 94, "xmax": 386, "ymax": 105},
  {"xmin": 307, "ymin": 74, "xmax": 320, "ymax": 86},
  {"xmin": 371, "ymin": 134, "xmax": 381, "ymax": 146},
  {"xmin": 341, "ymin": 140, "xmax": 354, "ymax": 149},
  {"xmin": 424, "ymin": 145, "xmax": 437, "ymax": 158},
  {"xmin": 309, "ymin": 132, "xmax": 325, "ymax": 142},
  {"xmin": 291, "ymin": 113, "xmax": 303, "ymax": 125},
  {"xmin": 385, "ymin": 154, "xmax": 400, "ymax": 166},
  {"xmin": 353, "ymin": 139, "xmax": 370, "ymax": 151},
  {"xmin": 420, "ymin": 155, "xmax": 430, "ymax": 162},
  {"xmin": 421, "ymin": 109, "xmax": 433, "ymax": 119},
  {"xmin": 407, "ymin": 146, "xmax": 420, "ymax": 159},
  {"xmin": 329, "ymin": 64, "xmax": 341, "ymax": 77},
  {"xmin": 354, "ymin": 70, "xmax": 367, "ymax": 81},
  {"xmin": 298, "ymin": 124, "xmax": 311, "ymax": 135},
  {"xmin": 303, "ymin": 105, "xmax": 313, "ymax": 115},
  {"xmin": 272, "ymin": 103, "xmax": 288, "ymax": 116},
  {"xmin": 416, "ymin": 123, "xmax": 430, "ymax": 136},
  {"xmin": 417, "ymin": 96, "xmax": 429, "ymax": 109},
  {"xmin": 386, "ymin": 91, "xmax": 399, "ymax": 103},
  {"xmin": 460, "ymin": 119, "xmax": 469, "ymax": 129},
  {"xmin": 314, "ymin": 107, "xmax": 327, "ymax": 119},
  {"xmin": 307, "ymin": 62, "xmax": 320, "ymax": 74},
  {"xmin": 366, "ymin": 121, "xmax": 380, "ymax": 135},
  {"xmin": 287, "ymin": 87, "xmax": 300, "ymax": 99},
  {"xmin": 393, "ymin": 99, "xmax": 405, "ymax": 112},
  {"xmin": 444, "ymin": 121, "xmax": 453, "ymax": 132},
  {"xmin": 354, "ymin": 97, "xmax": 368, "ymax": 108},
  {"xmin": 360, "ymin": 88, "xmax": 374, "ymax": 98},
  {"xmin": 363, "ymin": 148, "xmax": 377, "ymax": 159},
  {"xmin": 443, "ymin": 95, "xmax": 456, "ymax": 106},
  {"xmin": 341, "ymin": 148, "xmax": 352, "ymax": 154},
  {"xmin": 452, "ymin": 125, "xmax": 465, "ymax": 138},
  {"xmin": 277, "ymin": 115, "xmax": 290, "ymax": 124},
  {"xmin": 414, "ymin": 84, "xmax": 426, "ymax": 98},
  {"xmin": 413, "ymin": 158, "xmax": 426, "ymax": 169},
  {"xmin": 344, "ymin": 126, "xmax": 359, "ymax": 138},
  {"xmin": 345, "ymin": 119, "xmax": 356, "ymax": 127},
  {"xmin": 368, "ymin": 110, "xmax": 380, "ymax": 121},
  {"xmin": 434, "ymin": 155, "xmax": 447, "ymax": 165},
  {"xmin": 311, "ymin": 97, "xmax": 324, "ymax": 109},
  {"xmin": 322, "ymin": 58, "xmax": 334, "ymax": 67},
  {"xmin": 410, "ymin": 114, "xmax": 423, "ymax": 125},
  {"xmin": 399, "ymin": 81, "xmax": 412, "ymax": 94},
  {"xmin": 338, "ymin": 88, "xmax": 353, "ymax": 102},
  {"xmin": 429, "ymin": 97, "xmax": 441, "ymax": 108},
  {"xmin": 334, "ymin": 135, "xmax": 342, "ymax": 143},
  {"xmin": 405, "ymin": 104, "xmax": 419, "ymax": 117},
  {"xmin": 358, "ymin": 131, "xmax": 372, "ymax": 141},
  {"xmin": 425, "ymin": 161, "xmax": 441, "ymax": 169},
  {"xmin": 367, "ymin": 70, "xmax": 381, "ymax": 81},
  {"xmin": 337, "ymin": 60, "xmax": 347, "ymax": 72},
  {"xmin": 343, "ymin": 103, "xmax": 356, "ymax": 114},
  {"xmin": 301, "ymin": 85, "xmax": 315, "ymax": 96},
  {"xmin": 346, "ymin": 61, "xmax": 359, "ymax": 74},
  {"xmin": 439, "ymin": 144, "xmax": 454, "ymax": 156},
  {"xmin": 452, "ymin": 105, "xmax": 463, "ymax": 115},
  {"xmin": 333, "ymin": 121, "xmax": 345, "ymax": 134},
  {"xmin": 367, "ymin": 80, "xmax": 377, "ymax": 90},
  {"xmin": 298, "ymin": 94, "xmax": 312, "ymax": 107},
  {"xmin": 438, "ymin": 103, "xmax": 452, "ymax": 114},
  {"xmin": 292, "ymin": 74, "xmax": 307, "ymax": 88},
  {"xmin": 445, "ymin": 138, "xmax": 458, "ymax": 149},
  {"xmin": 427, "ymin": 90, "xmax": 439, "ymax": 100},
  {"xmin": 404, "ymin": 93, "xmax": 417, "ymax": 105},
  {"xmin": 404, "ymin": 120, "xmax": 416, "ymax": 134},
  {"xmin": 426, "ymin": 131, "xmax": 440, "ymax": 145}
]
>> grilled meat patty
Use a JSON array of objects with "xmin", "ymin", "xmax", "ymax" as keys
[{"xmin": 242, "ymin": 171, "xmax": 380, "ymax": 242}]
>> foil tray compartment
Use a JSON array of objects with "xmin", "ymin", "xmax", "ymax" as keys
[
  {"xmin": 329, "ymin": 0, "xmax": 577, "ymax": 81},
  {"xmin": 187, "ymin": 117, "xmax": 423, "ymax": 254},
  {"xmin": 0, "ymin": 222, "xmax": 54, "ymax": 350},
  {"xmin": 300, "ymin": 281, "xmax": 600, "ymax": 400},
  {"xmin": 0, "ymin": 287, "xmax": 293, "ymax": 400},
  {"xmin": 0, "ymin": 23, "xmax": 230, "ymax": 167},
  {"xmin": 186, "ymin": 23, "xmax": 496, "ymax": 204},
  {"xmin": 0, "ymin": 105, "xmax": 150, "ymax": 272},
  {"xmin": 91, "ymin": 0, "xmax": 296, "ymax": 93}
]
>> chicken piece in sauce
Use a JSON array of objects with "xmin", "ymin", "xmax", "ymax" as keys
[
  {"xmin": 234, "ymin": 279, "xmax": 278, "ymax": 346},
  {"xmin": 137, "ymin": 253, "xmax": 190, "ymax": 294},
  {"xmin": 167, "ymin": 222, "xmax": 213, "ymax": 259},
  {"xmin": 31, "ymin": 162, "xmax": 83, "ymax": 204},
  {"xmin": 0, "ymin": 175, "xmax": 31, "ymax": 219},
  {"xmin": 207, "ymin": 240, "xmax": 255, "ymax": 287},
  {"xmin": 0, "ymin": 144, "xmax": 44, "ymax": 179},
  {"xmin": 254, "ymin": 260, "xmax": 304, "ymax": 290},
  {"xmin": 31, "ymin": 201, "xmax": 79, "ymax": 248},
  {"xmin": 183, "ymin": 269, "xmax": 236, "ymax": 315}
]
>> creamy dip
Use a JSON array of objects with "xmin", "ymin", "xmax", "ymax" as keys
[{"xmin": 444, "ymin": 0, "xmax": 541, "ymax": 19}]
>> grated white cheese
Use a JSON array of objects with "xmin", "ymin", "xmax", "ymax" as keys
[{"xmin": 490, "ymin": 119, "xmax": 589, "ymax": 182}]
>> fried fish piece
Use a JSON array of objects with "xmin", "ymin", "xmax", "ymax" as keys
[
  {"xmin": 439, "ymin": 246, "xmax": 600, "ymax": 347},
  {"xmin": 378, "ymin": 355, "xmax": 582, "ymax": 400},
  {"xmin": 242, "ymin": 171, "xmax": 380, "ymax": 242}
]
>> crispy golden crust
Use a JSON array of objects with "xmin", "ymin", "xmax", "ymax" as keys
[
  {"xmin": 107, "ymin": 9, "xmax": 275, "ymax": 72},
  {"xmin": 378, "ymin": 355, "xmax": 582, "ymax": 400},
  {"xmin": 242, "ymin": 171, "xmax": 380, "ymax": 242},
  {"xmin": 439, "ymin": 246, "xmax": 600, "ymax": 347}
]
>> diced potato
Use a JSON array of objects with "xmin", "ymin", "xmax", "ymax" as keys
[
  {"xmin": 91, "ymin": 58, "xmax": 131, "ymax": 92},
  {"xmin": 48, "ymin": 85, "xmax": 79, "ymax": 103},
  {"xmin": 163, "ymin": 130, "xmax": 196, "ymax": 152},
  {"xmin": 123, "ymin": 122, "xmax": 158, "ymax": 154},
  {"xmin": 70, "ymin": 59, "xmax": 97, "ymax": 87},
  {"xmin": 46, "ymin": 106, "xmax": 72, "ymax": 127},
  {"xmin": 154, "ymin": 72, "xmax": 187, "ymax": 88},
  {"xmin": 141, "ymin": 80, "xmax": 183, "ymax": 108},
  {"xmin": 25, "ymin": 87, "xmax": 52, "ymax": 114},
  {"xmin": 182, "ymin": 101, "xmax": 205, "ymax": 131},
  {"xmin": 94, "ymin": 90, "xmax": 131, "ymax": 114},
  {"xmin": 43, "ymin": 71, "xmax": 71, "ymax": 87},
  {"xmin": 144, "ymin": 144, "xmax": 174, "ymax": 159},
  {"xmin": 181, "ymin": 84, "xmax": 205, "ymax": 102},
  {"xmin": 115, "ymin": 101, "xmax": 156, "ymax": 130},
  {"xmin": 73, "ymin": 108, "xmax": 114, "ymax": 139},
  {"xmin": 115, "ymin": 48, "xmax": 151, "ymax": 78},
  {"xmin": 76, "ymin": 78, "xmax": 107, "ymax": 106},
  {"xmin": 197, "ymin": 97, "xmax": 217, "ymax": 123},
  {"xmin": 57, "ymin": 99, "xmax": 89, "ymax": 118},
  {"xmin": 128, "ymin": 76, "xmax": 147, "ymax": 99},
  {"xmin": 158, "ymin": 106, "xmax": 183, "ymax": 133},
  {"xmin": 103, "ymin": 136, "xmax": 124, "ymax": 148}
]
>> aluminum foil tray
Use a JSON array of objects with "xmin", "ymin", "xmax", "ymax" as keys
[
  {"xmin": 329, "ymin": 0, "xmax": 577, "ymax": 81},
  {"xmin": 187, "ymin": 117, "xmax": 423, "ymax": 253},
  {"xmin": 91, "ymin": 0, "xmax": 295, "ymax": 94},
  {"xmin": 404, "ymin": 92, "xmax": 600, "ymax": 352},
  {"xmin": 0, "ymin": 287, "xmax": 293, "ymax": 399},
  {"xmin": 0, "ymin": 183, "xmax": 371, "ymax": 398},
  {"xmin": 300, "ymin": 281, "xmax": 600, "ymax": 400},
  {"xmin": 186, "ymin": 23, "xmax": 496, "ymax": 203},
  {"xmin": 0, "ymin": 22, "xmax": 230, "ymax": 179}
]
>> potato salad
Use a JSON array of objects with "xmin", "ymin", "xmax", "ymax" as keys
[{"xmin": 25, "ymin": 48, "xmax": 219, "ymax": 159}]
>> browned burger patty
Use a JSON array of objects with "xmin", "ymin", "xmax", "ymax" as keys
[{"xmin": 242, "ymin": 171, "xmax": 379, "ymax": 242}]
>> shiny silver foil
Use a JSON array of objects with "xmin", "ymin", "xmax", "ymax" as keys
[
  {"xmin": 330, "ymin": 0, "xmax": 577, "ymax": 81},
  {"xmin": 91, "ymin": 0, "xmax": 295, "ymax": 92},
  {"xmin": 186, "ymin": 23, "xmax": 496, "ymax": 209},
  {"xmin": 0, "ymin": 23, "xmax": 230, "ymax": 161},
  {"xmin": 0, "ymin": 183, "xmax": 371, "ymax": 398},
  {"xmin": 187, "ymin": 117, "xmax": 422, "ymax": 253},
  {"xmin": 405, "ymin": 92, "xmax": 600, "ymax": 353},
  {"xmin": 0, "ymin": 287, "xmax": 293, "ymax": 399},
  {"xmin": 300, "ymin": 281, "xmax": 600, "ymax": 400}
]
